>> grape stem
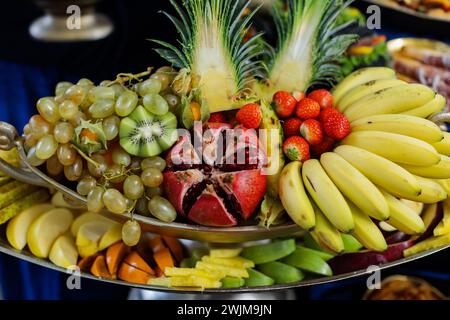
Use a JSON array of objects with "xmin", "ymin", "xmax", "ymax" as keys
[
  {"xmin": 70, "ymin": 144, "xmax": 101, "ymax": 169},
  {"xmin": 108, "ymin": 68, "xmax": 153, "ymax": 87}
]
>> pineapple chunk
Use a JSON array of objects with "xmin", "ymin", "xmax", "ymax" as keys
[
  {"xmin": 164, "ymin": 267, "xmax": 224, "ymax": 280},
  {"xmin": 434, "ymin": 221, "xmax": 450, "ymax": 236},
  {"xmin": 148, "ymin": 277, "xmax": 171, "ymax": 287},
  {"xmin": 196, "ymin": 261, "xmax": 249, "ymax": 278},
  {"xmin": 202, "ymin": 256, "xmax": 255, "ymax": 269},
  {"xmin": 170, "ymin": 276, "xmax": 221, "ymax": 289},
  {"xmin": 210, "ymin": 248, "xmax": 242, "ymax": 258},
  {"xmin": 404, "ymin": 234, "xmax": 450, "ymax": 257}
]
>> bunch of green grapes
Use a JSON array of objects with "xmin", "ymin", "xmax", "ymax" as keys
[{"xmin": 22, "ymin": 67, "xmax": 182, "ymax": 246}]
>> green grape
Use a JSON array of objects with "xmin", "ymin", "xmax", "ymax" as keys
[
  {"xmin": 103, "ymin": 115, "xmax": 120, "ymax": 141},
  {"xmin": 164, "ymin": 94, "xmax": 180, "ymax": 114},
  {"xmin": 103, "ymin": 189, "xmax": 127, "ymax": 214},
  {"xmin": 143, "ymin": 94, "xmax": 169, "ymax": 115},
  {"xmin": 46, "ymin": 154, "xmax": 64, "ymax": 176},
  {"xmin": 26, "ymin": 146, "xmax": 46, "ymax": 166},
  {"xmin": 110, "ymin": 84, "xmax": 124, "ymax": 98},
  {"xmin": 123, "ymin": 175, "xmax": 145, "ymax": 200},
  {"xmin": 87, "ymin": 186, "xmax": 105, "ymax": 213},
  {"xmin": 99, "ymin": 80, "xmax": 112, "ymax": 87},
  {"xmin": 53, "ymin": 122, "xmax": 74, "ymax": 144},
  {"xmin": 25, "ymin": 134, "xmax": 38, "ymax": 148},
  {"xmin": 135, "ymin": 198, "xmax": 150, "ymax": 216},
  {"xmin": 150, "ymin": 72, "xmax": 170, "ymax": 91},
  {"xmin": 138, "ymin": 78, "xmax": 162, "ymax": 96},
  {"xmin": 55, "ymin": 82, "xmax": 73, "ymax": 97},
  {"xmin": 141, "ymin": 156, "xmax": 166, "ymax": 172},
  {"xmin": 37, "ymin": 97, "xmax": 60, "ymax": 123},
  {"xmin": 89, "ymin": 99, "xmax": 115, "ymax": 118},
  {"xmin": 141, "ymin": 168, "xmax": 163, "ymax": 187},
  {"xmin": 77, "ymin": 78, "xmax": 94, "ymax": 87},
  {"xmin": 112, "ymin": 147, "xmax": 131, "ymax": 166},
  {"xmin": 156, "ymin": 66, "xmax": 176, "ymax": 83},
  {"xmin": 68, "ymin": 112, "xmax": 87, "ymax": 127},
  {"xmin": 57, "ymin": 144, "xmax": 77, "ymax": 166},
  {"xmin": 87, "ymin": 154, "xmax": 108, "ymax": 178},
  {"xmin": 35, "ymin": 135, "xmax": 58, "ymax": 160},
  {"xmin": 148, "ymin": 196, "xmax": 177, "ymax": 223},
  {"xmin": 58, "ymin": 100, "xmax": 79, "ymax": 120},
  {"xmin": 77, "ymin": 175, "xmax": 97, "ymax": 196},
  {"xmin": 104, "ymin": 164, "xmax": 126, "ymax": 183},
  {"xmin": 130, "ymin": 157, "xmax": 142, "ymax": 173},
  {"xmin": 121, "ymin": 220, "xmax": 141, "ymax": 246},
  {"xmin": 29, "ymin": 115, "xmax": 53, "ymax": 139},
  {"xmin": 64, "ymin": 155, "xmax": 83, "ymax": 181},
  {"xmin": 146, "ymin": 186, "xmax": 163, "ymax": 197},
  {"xmin": 23, "ymin": 124, "xmax": 31, "ymax": 135},
  {"xmin": 88, "ymin": 86, "xmax": 115, "ymax": 103},
  {"xmin": 115, "ymin": 90, "xmax": 138, "ymax": 117},
  {"xmin": 64, "ymin": 85, "xmax": 87, "ymax": 106}
]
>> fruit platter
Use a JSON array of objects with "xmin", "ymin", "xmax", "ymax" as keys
[{"xmin": 2, "ymin": 0, "xmax": 450, "ymax": 292}]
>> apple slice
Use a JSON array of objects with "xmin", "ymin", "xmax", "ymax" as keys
[
  {"xmin": 6, "ymin": 204, "xmax": 53, "ymax": 250},
  {"xmin": 98, "ymin": 223, "xmax": 122, "ymax": 251},
  {"xmin": 78, "ymin": 242, "xmax": 100, "ymax": 258},
  {"xmin": 49, "ymin": 234, "xmax": 78, "ymax": 269},
  {"xmin": 27, "ymin": 208, "xmax": 74, "ymax": 258},
  {"xmin": 71, "ymin": 212, "xmax": 113, "ymax": 237},
  {"xmin": 76, "ymin": 221, "xmax": 115, "ymax": 247}
]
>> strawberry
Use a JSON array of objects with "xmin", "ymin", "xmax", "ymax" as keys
[
  {"xmin": 319, "ymin": 107, "xmax": 340, "ymax": 123},
  {"xmin": 283, "ymin": 118, "xmax": 302, "ymax": 138},
  {"xmin": 282, "ymin": 136, "xmax": 310, "ymax": 162},
  {"xmin": 209, "ymin": 112, "xmax": 227, "ymax": 123},
  {"xmin": 323, "ymin": 113, "xmax": 351, "ymax": 140},
  {"xmin": 292, "ymin": 91, "xmax": 305, "ymax": 102},
  {"xmin": 236, "ymin": 103, "xmax": 262, "ymax": 129},
  {"xmin": 272, "ymin": 91, "xmax": 297, "ymax": 118},
  {"xmin": 311, "ymin": 136, "xmax": 335, "ymax": 157},
  {"xmin": 308, "ymin": 89, "xmax": 334, "ymax": 109},
  {"xmin": 295, "ymin": 98, "xmax": 321, "ymax": 120},
  {"xmin": 300, "ymin": 119, "xmax": 324, "ymax": 146}
]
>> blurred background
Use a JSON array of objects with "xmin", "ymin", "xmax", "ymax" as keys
[{"xmin": 0, "ymin": 0, "xmax": 449, "ymax": 300}]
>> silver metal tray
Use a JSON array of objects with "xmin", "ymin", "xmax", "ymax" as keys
[{"xmin": 0, "ymin": 229, "xmax": 449, "ymax": 293}]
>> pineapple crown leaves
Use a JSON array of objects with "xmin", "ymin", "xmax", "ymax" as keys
[
  {"xmin": 151, "ymin": 0, "xmax": 267, "ymax": 92},
  {"xmin": 268, "ymin": 0, "xmax": 359, "ymax": 90}
]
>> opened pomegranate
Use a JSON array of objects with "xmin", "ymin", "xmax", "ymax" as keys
[{"xmin": 163, "ymin": 123, "xmax": 267, "ymax": 227}]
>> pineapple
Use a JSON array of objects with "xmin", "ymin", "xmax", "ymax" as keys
[
  {"xmin": 153, "ymin": 0, "xmax": 265, "ymax": 113},
  {"xmin": 260, "ymin": 0, "xmax": 358, "ymax": 100}
]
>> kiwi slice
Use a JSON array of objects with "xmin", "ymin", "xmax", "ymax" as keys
[{"xmin": 119, "ymin": 105, "xmax": 178, "ymax": 157}]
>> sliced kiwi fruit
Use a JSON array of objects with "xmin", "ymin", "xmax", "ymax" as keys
[{"xmin": 119, "ymin": 105, "xmax": 178, "ymax": 157}]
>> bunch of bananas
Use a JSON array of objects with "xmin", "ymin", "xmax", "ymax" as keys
[{"xmin": 279, "ymin": 67, "xmax": 450, "ymax": 253}]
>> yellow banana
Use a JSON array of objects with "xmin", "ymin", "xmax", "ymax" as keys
[
  {"xmin": 401, "ymin": 155, "xmax": 450, "ymax": 179},
  {"xmin": 400, "ymin": 199, "xmax": 424, "ymax": 216},
  {"xmin": 434, "ymin": 179, "xmax": 450, "ymax": 194},
  {"xmin": 311, "ymin": 203, "xmax": 344, "ymax": 254},
  {"xmin": 405, "ymin": 175, "xmax": 447, "ymax": 204},
  {"xmin": 332, "ymin": 67, "xmax": 396, "ymax": 106},
  {"xmin": 320, "ymin": 152, "xmax": 389, "ymax": 221},
  {"xmin": 342, "ymin": 131, "xmax": 440, "ymax": 166},
  {"xmin": 432, "ymin": 132, "xmax": 450, "ymax": 156},
  {"xmin": 302, "ymin": 159, "xmax": 354, "ymax": 233},
  {"xmin": 335, "ymin": 145, "xmax": 421, "ymax": 199},
  {"xmin": 347, "ymin": 201, "xmax": 387, "ymax": 252},
  {"xmin": 434, "ymin": 198, "xmax": 450, "ymax": 236},
  {"xmin": 382, "ymin": 190, "xmax": 426, "ymax": 235},
  {"xmin": 401, "ymin": 94, "xmax": 446, "ymax": 118},
  {"xmin": 279, "ymin": 161, "xmax": 315, "ymax": 230},
  {"xmin": 350, "ymin": 114, "xmax": 443, "ymax": 143},
  {"xmin": 338, "ymin": 79, "xmax": 406, "ymax": 112},
  {"xmin": 344, "ymin": 84, "xmax": 435, "ymax": 122}
]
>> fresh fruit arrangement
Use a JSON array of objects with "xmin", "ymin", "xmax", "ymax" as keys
[
  {"xmin": 4, "ymin": 0, "xmax": 450, "ymax": 271},
  {"xmin": 149, "ymin": 238, "xmax": 335, "ymax": 289}
]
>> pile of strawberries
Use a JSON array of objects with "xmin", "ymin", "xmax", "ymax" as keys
[
  {"xmin": 274, "ymin": 89, "xmax": 350, "ymax": 161},
  {"xmin": 209, "ymin": 88, "xmax": 350, "ymax": 163}
]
